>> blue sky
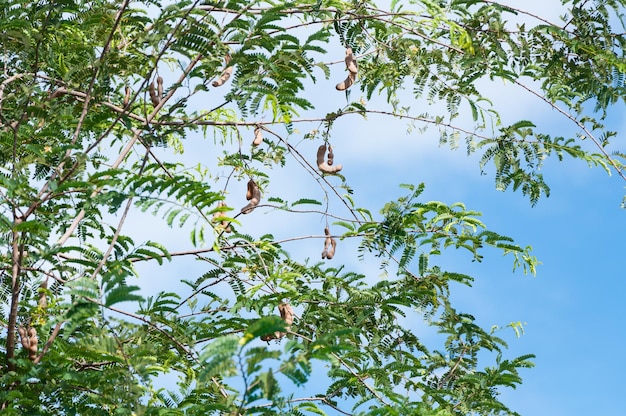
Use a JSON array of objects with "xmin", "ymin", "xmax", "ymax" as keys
[{"xmin": 118, "ymin": 1, "xmax": 626, "ymax": 414}]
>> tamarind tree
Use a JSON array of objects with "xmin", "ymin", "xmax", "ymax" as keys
[{"xmin": 1, "ymin": 0, "xmax": 624, "ymax": 414}]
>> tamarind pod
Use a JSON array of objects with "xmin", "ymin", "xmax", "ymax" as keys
[
  {"xmin": 123, "ymin": 85, "xmax": 130, "ymax": 107},
  {"xmin": 28, "ymin": 330, "xmax": 38, "ymax": 360},
  {"xmin": 157, "ymin": 76, "xmax": 164, "ymax": 99},
  {"xmin": 316, "ymin": 144, "xmax": 327, "ymax": 166},
  {"xmin": 149, "ymin": 81, "xmax": 160, "ymax": 106},
  {"xmin": 327, "ymin": 146, "xmax": 334, "ymax": 166},
  {"xmin": 321, "ymin": 237, "xmax": 332, "ymax": 259},
  {"xmin": 212, "ymin": 55, "xmax": 233, "ymax": 87},
  {"xmin": 317, "ymin": 144, "xmax": 343, "ymax": 174},
  {"xmin": 321, "ymin": 227, "xmax": 331, "ymax": 258},
  {"xmin": 335, "ymin": 72, "xmax": 356, "ymax": 91},
  {"xmin": 345, "ymin": 48, "xmax": 358, "ymax": 75},
  {"xmin": 245, "ymin": 179, "xmax": 254, "ymax": 200},
  {"xmin": 261, "ymin": 304, "xmax": 293, "ymax": 341},
  {"xmin": 321, "ymin": 227, "xmax": 337, "ymax": 259},
  {"xmin": 18, "ymin": 327, "xmax": 29, "ymax": 349},
  {"xmin": 326, "ymin": 237, "xmax": 337, "ymax": 259},
  {"xmin": 278, "ymin": 303, "xmax": 294, "ymax": 327},
  {"xmin": 252, "ymin": 127, "xmax": 263, "ymax": 146},
  {"xmin": 212, "ymin": 201, "xmax": 232, "ymax": 233},
  {"xmin": 241, "ymin": 179, "xmax": 261, "ymax": 214}
]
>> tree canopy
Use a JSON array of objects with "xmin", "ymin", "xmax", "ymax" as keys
[{"xmin": 1, "ymin": 0, "xmax": 625, "ymax": 414}]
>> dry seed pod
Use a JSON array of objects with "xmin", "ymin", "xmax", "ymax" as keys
[
  {"xmin": 27, "ymin": 327, "xmax": 38, "ymax": 361},
  {"xmin": 335, "ymin": 72, "xmax": 356, "ymax": 91},
  {"xmin": 212, "ymin": 55, "xmax": 233, "ymax": 87},
  {"xmin": 241, "ymin": 179, "xmax": 261, "ymax": 214},
  {"xmin": 316, "ymin": 144, "xmax": 342, "ymax": 174},
  {"xmin": 321, "ymin": 227, "xmax": 337, "ymax": 260},
  {"xmin": 261, "ymin": 303, "xmax": 294, "ymax": 341},
  {"xmin": 149, "ymin": 81, "xmax": 160, "ymax": 106},
  {"xmin": 18, "ymin": 326, "xmax": 29, "ymax": 349},
  {"xmin": 252, "ymin": 127, "xmax": 263, "ymax": 146},
  {"xmin": 345, "ymin": 48, "xmax": 358, "ymax": 75},
  {"xmin": 157, "ymin": 76, "xmax": 164, "ymax": 99},
  {"xmin": 18, "ymin": 326, "xmax": 38, "ymax": 361},
  {"xmin": 123, "ymin": 85, "xmax": 131, "ymax": 107},
  {"xmin": 279, "ymin": 303, "xmax": 294, "ymax": 327},
  {"xmin": 212, "ymin": 201, "xmax": 232, "ymax": 233}
]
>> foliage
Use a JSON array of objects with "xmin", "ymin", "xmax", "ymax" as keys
[{"xmin": 1, "ymin": 0, "xmax": 624, "ymax": 414}]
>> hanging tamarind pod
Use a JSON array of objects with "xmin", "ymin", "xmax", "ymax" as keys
[
  {"xmin": 17, "ymin": 326, "xmax": 29, "ymax": 349},
  {"xmin": 212, "ymin": 55, "xmax": 233, "ymax": 87},
  {"xmin": 241, "ymin": 179, "xmax": 261, "ymax": 214},
  {"xmin": 261, "ymin": 303, "xmax": 294, "ymax": 341},
  {"xmin": 212, "ymin": 201, "xmax": 232, "ymax": 233},
  {"xmin": 149, "ymin": 81, "xmax": 160, "ymax": 106},
  {"xmin": 278, "ymin": 303, "xmax": 294, "ymax": 327},
  {"xmin": 345, "ymin": 47, "xmax": 358, "ymax": 75},
  {"xmin": 17, "ymin": 326, "xmax": 38, "ymax": 361},
  {"xmin": 123, "ymin": 85, "xmax": 131, "ymax": 107},
  {"xmin": 252, "ymin": 127, "xmax": 263, "ymax": 146},
  {"xmin": 27, "ymin": 327, "xmax": 38, "ymax": 361},
  {"xmin": 335, "ymin": 48, "xmax": 358, "ymax": 90},
  {"xmin": 321, "ymin": 227, "xmax": 337, "ymax": 259},
  {"xmin": 156, "ymin": 76, "xmax": 164, "ymax": 99},
  {"xmin": 316, "ymin": 144, "xmax": 342, "ymax": 174}
]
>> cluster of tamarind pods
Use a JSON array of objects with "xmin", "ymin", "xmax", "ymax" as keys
[
  {"xmin": 18, "ymin": 326, "xmax": 38, "ymax": 361},
  {"xmin": 207, "ymin": 49, "xmax": 355, "ymax": 341}
]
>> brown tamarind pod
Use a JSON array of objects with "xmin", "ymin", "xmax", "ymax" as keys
[
  {"xmin": 345, "ymin": 48, "xmax": 358, "ymax": 75},
  {"xmin": 157, "ymin": 76, "xmax": 164, "ymax": 99},
  {"xmin": 327, "ymin": 237, "xmax": 337, "ymax": 259},
  {"xmin": 123, "ymin": 85, "xmax": 131, "ymax": 107},
  {"xmin": 261, "ymin": 303, "xmax": 294, "ymax": 342},
  {"xmin": 245, "ymin": 180, "xmax": 253, "ymax": 200},
  {"xmin": 316, "ymin": 144, "xmax": 343, "ymax": 174},
  {"xmin": 212, "ymin": 201, "xmax": 232, "ymax": 233},
  {"xmin": 278, "ymin": 303, "xmax": 294, "ymax": 327},
  {"xmin": 27, "ymin": 328, "xmax": 38, "ymax": 361},
  {"xmin": 149, "ymin": 81, "xmax": 160, "ymax": 106},
  {"xmin": 18, "ymin": 326, "xmax": 29, "ymax": 349},
  {"xmin": 241, "ymin": 179, "xmax": 261, "ymax": 214},
  {"xmin": 212, "ymin": 55, "xmax": 233, "ymax": 87},
  {"xmin": 321, "ymin": 227, "xmax": 337, "ymax": 259},
  {"xmin": 335, "ymin": 72, "xmax": 356, "ymax": 91},
  {"xmin": 252, "ymin": 127, "xmax": 263, "ymax": 146}
]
